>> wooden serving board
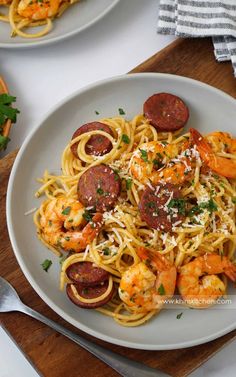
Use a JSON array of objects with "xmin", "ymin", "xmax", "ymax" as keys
[{"xmin": 1, "ymin": 38, "xmax": 236, "ymax": 377}]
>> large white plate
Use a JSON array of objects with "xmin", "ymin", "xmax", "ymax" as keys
[
  {"xmin": 7, "ymin": 73, "xmax": 236, "ymax": 350},
  {"xmin": 0, "ymin": 0, "xmax": 119, "ymax": 48}
]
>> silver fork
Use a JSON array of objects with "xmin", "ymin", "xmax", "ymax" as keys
[{"xmin": 0, "ymin": 276, "xmax": 169, "ymax": 377}]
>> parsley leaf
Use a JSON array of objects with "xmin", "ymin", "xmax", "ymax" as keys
[
  {"xmin": 118, "ymin": 108, "xmax": 125, "ymax": 115},
  {"xmin": 199, "ymin": 199, "xmax": 217, "ymax": 214},
  {"xmin": 176, "ymin": 312, "xmax": 183, "ymax": 319},
  {"xmin": 0, "ymin": 135, "xmax": 10, "ymax": 150},
  {"xmin": 61, "ymin": 206, "xmax": 71, "ymax": 215},
  {"xmin": 103, "ymin": 247, "xmax": 110, "ymax": 255},
  {"xmin": 41, "ymin": 259, "xmax": 52, "ymax": 272},
  {"xmin": 82, "ymin": 209, "xmax": 93, "ymax": 222},
  {"xmin": 126, "ymin": 178, "xmax": 132, "ymax": 190},
  {"xmin": 157, "ymin": 283, "xmax": 165, "ymax": 296},
  {"xmin": 121, "ymin": 134, "xmax": 130, "ymax": 144},
  {"xmin": 139, "ymin": 149, "xmax": 149, "ymax": 163},
  {"xmin": 188, "ymin": 199, "xmax": 218, "ymax": 218},
  {"xmin": 167, "ymin": 198, "xmax": 186, "ymax": 215},
  {"xmin": 97, "ymin": 187, "xmax": 104, "ymax": 195},
  {"xmin": 0, "ymin": 94, "xmax": 20, "ymax": 126}
]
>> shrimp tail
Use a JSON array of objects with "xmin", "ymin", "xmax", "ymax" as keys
[
  {"xmin": 190, "ymin": 128, "xmax": 236, "ymax": 178},
  {"xmin": 224, "ymin": 262, "xmax": 236, "ymax": 282},
  {"xmin": 190, "ymin": 128, "xmax": 213, "ymax": 163},
  {"xmin": 82, "ymin": 213, "xmax": 103, "ymax": 243},
  {"xmin": 137, "ymin": 247, "xmax": 172, "ymax": 271}
]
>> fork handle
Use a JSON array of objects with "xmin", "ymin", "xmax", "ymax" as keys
[{"xmin": 19, "ymin": 303, "xmax": 169, "ymax": 377}]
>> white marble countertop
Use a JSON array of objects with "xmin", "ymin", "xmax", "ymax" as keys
[{"xmin": 0, "ymin": 0, "xmax": 235, "ymax": 375}]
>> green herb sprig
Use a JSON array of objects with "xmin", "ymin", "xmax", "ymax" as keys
[{"xmin": 0, "ymin": 93, "xmax": 20, "ymax": 151}]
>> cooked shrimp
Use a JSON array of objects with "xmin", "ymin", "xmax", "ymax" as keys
[
  {"xmin": 39, "ymin": 197, "xmax": 103, "ymax": 252},
  {"xmin": 177, "ymin": 254, "xmax": 236, "ymax": 308},
  {"xmin": 119, "ymin": 247, "xmax": 177, "ymax": 313},
  {"xmin": 130, "ymin": 141, "xmax": 193, "ymax": 185},
  {"xmin": 206, "ymin": 131, "xmax": 236, "ymax": 154},
  {"xmin": 130, "ymin": 141, "xmax": 178, "ymax": 184},
  {"xmin": 190, "ymin": 128, "xmax": 236, "ymax": 178},
  {"xmin": 0, "ymin": 0, "xmax": 12, "ymax": 4},
  {"xmin": 17, "ymin": 0, "xmax": 60, "ymax": 21}
]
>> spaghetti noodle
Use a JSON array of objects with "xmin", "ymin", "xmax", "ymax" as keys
[
  {"xmin": 33, "ymin": 101, "xmax": 236, "ymax": 326},
  {"xmin": 0, "ymin": 0, "xmax": 79, "ymax": 39}
]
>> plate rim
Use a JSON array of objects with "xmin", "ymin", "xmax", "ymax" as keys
[
  {"xmin": 0, "ymin": 0, "xmax": 119, "ymax": 49},
  {"xmin": 6, "ymin": 72, "xmax": 236, "ymax": 350}
]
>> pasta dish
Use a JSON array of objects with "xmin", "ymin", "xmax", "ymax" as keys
[
  {"xmin": 33, "ymin": 92, "xmax": 236, "ymax": 327},
  {"xmin": 0, "ymin": 0, "xmax": 79, "ymax": 39}
]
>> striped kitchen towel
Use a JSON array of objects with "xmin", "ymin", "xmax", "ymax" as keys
[{"xmin": 158, "ymin": 0, "xmax": 236, "ymax": 76}]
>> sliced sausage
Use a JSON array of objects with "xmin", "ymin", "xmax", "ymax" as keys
[
  {"xmin": 71, "ymin": 122, "xmax": 113, "ymax": 158},
  {"xmin": 66, "ymin": 280, "xmax": 114, "ymax": 309},
  {"xmin": 66, "ymin": 261, "xmax": 109, "ymax": 286},
  {"xmin": 139, "ymin": 183, "xmax": 185, "ymax": 232},
  {"xmin": 78, "ymin": 165, "xmax": 121, "ymax": 212},
  {"xmin": 143, "ymin": 93, "xmax": 189, "ymax": 132}
]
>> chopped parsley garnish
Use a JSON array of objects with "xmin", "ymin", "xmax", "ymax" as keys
[
  {"xmin": 167, "ymin": 198, "xmax": 186, "ymax": 215},
  {"xmin": 95, "ymin": 110, "xmax": 100, "ymax": 115},
  {"xmin": 232, "ymin": 197, "xmax": 236, "ymax": 204},
  {"xmin": 156, "ymin": 152, "xmax": 163, "ymax": 159},
  {"xmin": 112, "ymin": 169, "xmax": 120, "ymax": 181},
  {"xmin": 152, "ymin": 152, "xmax": 164, "ymax": 169},
  {"xmin": 97, "ymin": 187, "xmax": 104, "ymax": 195},
  {"xmin": 103, "ymin": 247, "xmax": 110, "ymax": 255},
  {"xmin": 118, "ymin": 108, "xmax": 125, "ymax": 115},
  {"xmin": 41, "ymin": 259, "xmax": 52, "ymax": 272},
  {"xmin": 188, "ymin": 205, "xmax": 203, "ymax": 217},
  {"xmin": 176, "ymin": 312, "xmax": 183, "ymax": 319},
  {"xmin": 199, "ymin": 199, "xmax": 218, "ymax": 214},
  {"xmin": 126, "ymin": 178, "xmax": 132, "ymax": 190},
  {"xmin": 139, "ymin": 149, "xmax": 149, "ymax": 163},
  {"xmin": 188, "ymin": 199, "xmax": 218, "ymax": 217},
  {"xmin": 184, "ymin": 170, "xmax": 190, "ymax": 176},
  {"xmin": 61, "ymin": 206, "xmax": 71, "ymax": 215},
  {"xmin": 157, "ymin": 283, "xmax": 165, "ymax": 296},
  {"xmin": 82, "ymin": 209, "xmax": 93, "ymax": 222},
  {"xmin": 146, "ymin": 201, "xmax": 157, "ymax": 209},
  {"xmin": 121, "ymin": 134, "xmax": 130, "ymax": 144},
  {"xmin": 65, "ymin": 236, "xmax": 70, "ymax": 241}
]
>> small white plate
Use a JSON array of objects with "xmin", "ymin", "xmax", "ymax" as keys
[
  {"xmin": 6, "ymin": 73, "xmax": 236, "ymax": 350},
  {"xmin": 0, "ymin": 0, "xmax": 119, "ymax": 48}
]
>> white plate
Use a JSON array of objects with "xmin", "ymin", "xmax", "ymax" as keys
[
  {"xmin": 7, "ymin": 73, "xmax": 236, "ymax": 350},
  {"xmin": 0, "ymin": 0, "xmax": 119, "ymax": 48}
]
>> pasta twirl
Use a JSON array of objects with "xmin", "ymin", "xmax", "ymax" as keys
[{"xmin": 33, "ymin": 111, "xmax": 236, "ymax": 326}]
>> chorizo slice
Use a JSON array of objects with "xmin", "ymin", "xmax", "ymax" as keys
[
  {"xmin": 71, "ymin": 122, "xmax": 113, "ymax": 158},
  {"xmin": 77, "ymin": 165, "xmax": 121, "ymax": 212},
  {"xmin": 139, "ymin": 183, "xmax": 185, "ymax": 232},
  {"xmin": 66, "ymin": 280, "xmax": 114, "ymax": 309},
  {"xmin": 66, "ymin": 261, "xmax": 109, "ymax": 286},
  {"xmin": 143, "ymin": 93, "xmax": 189, "ymax": 132}
]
